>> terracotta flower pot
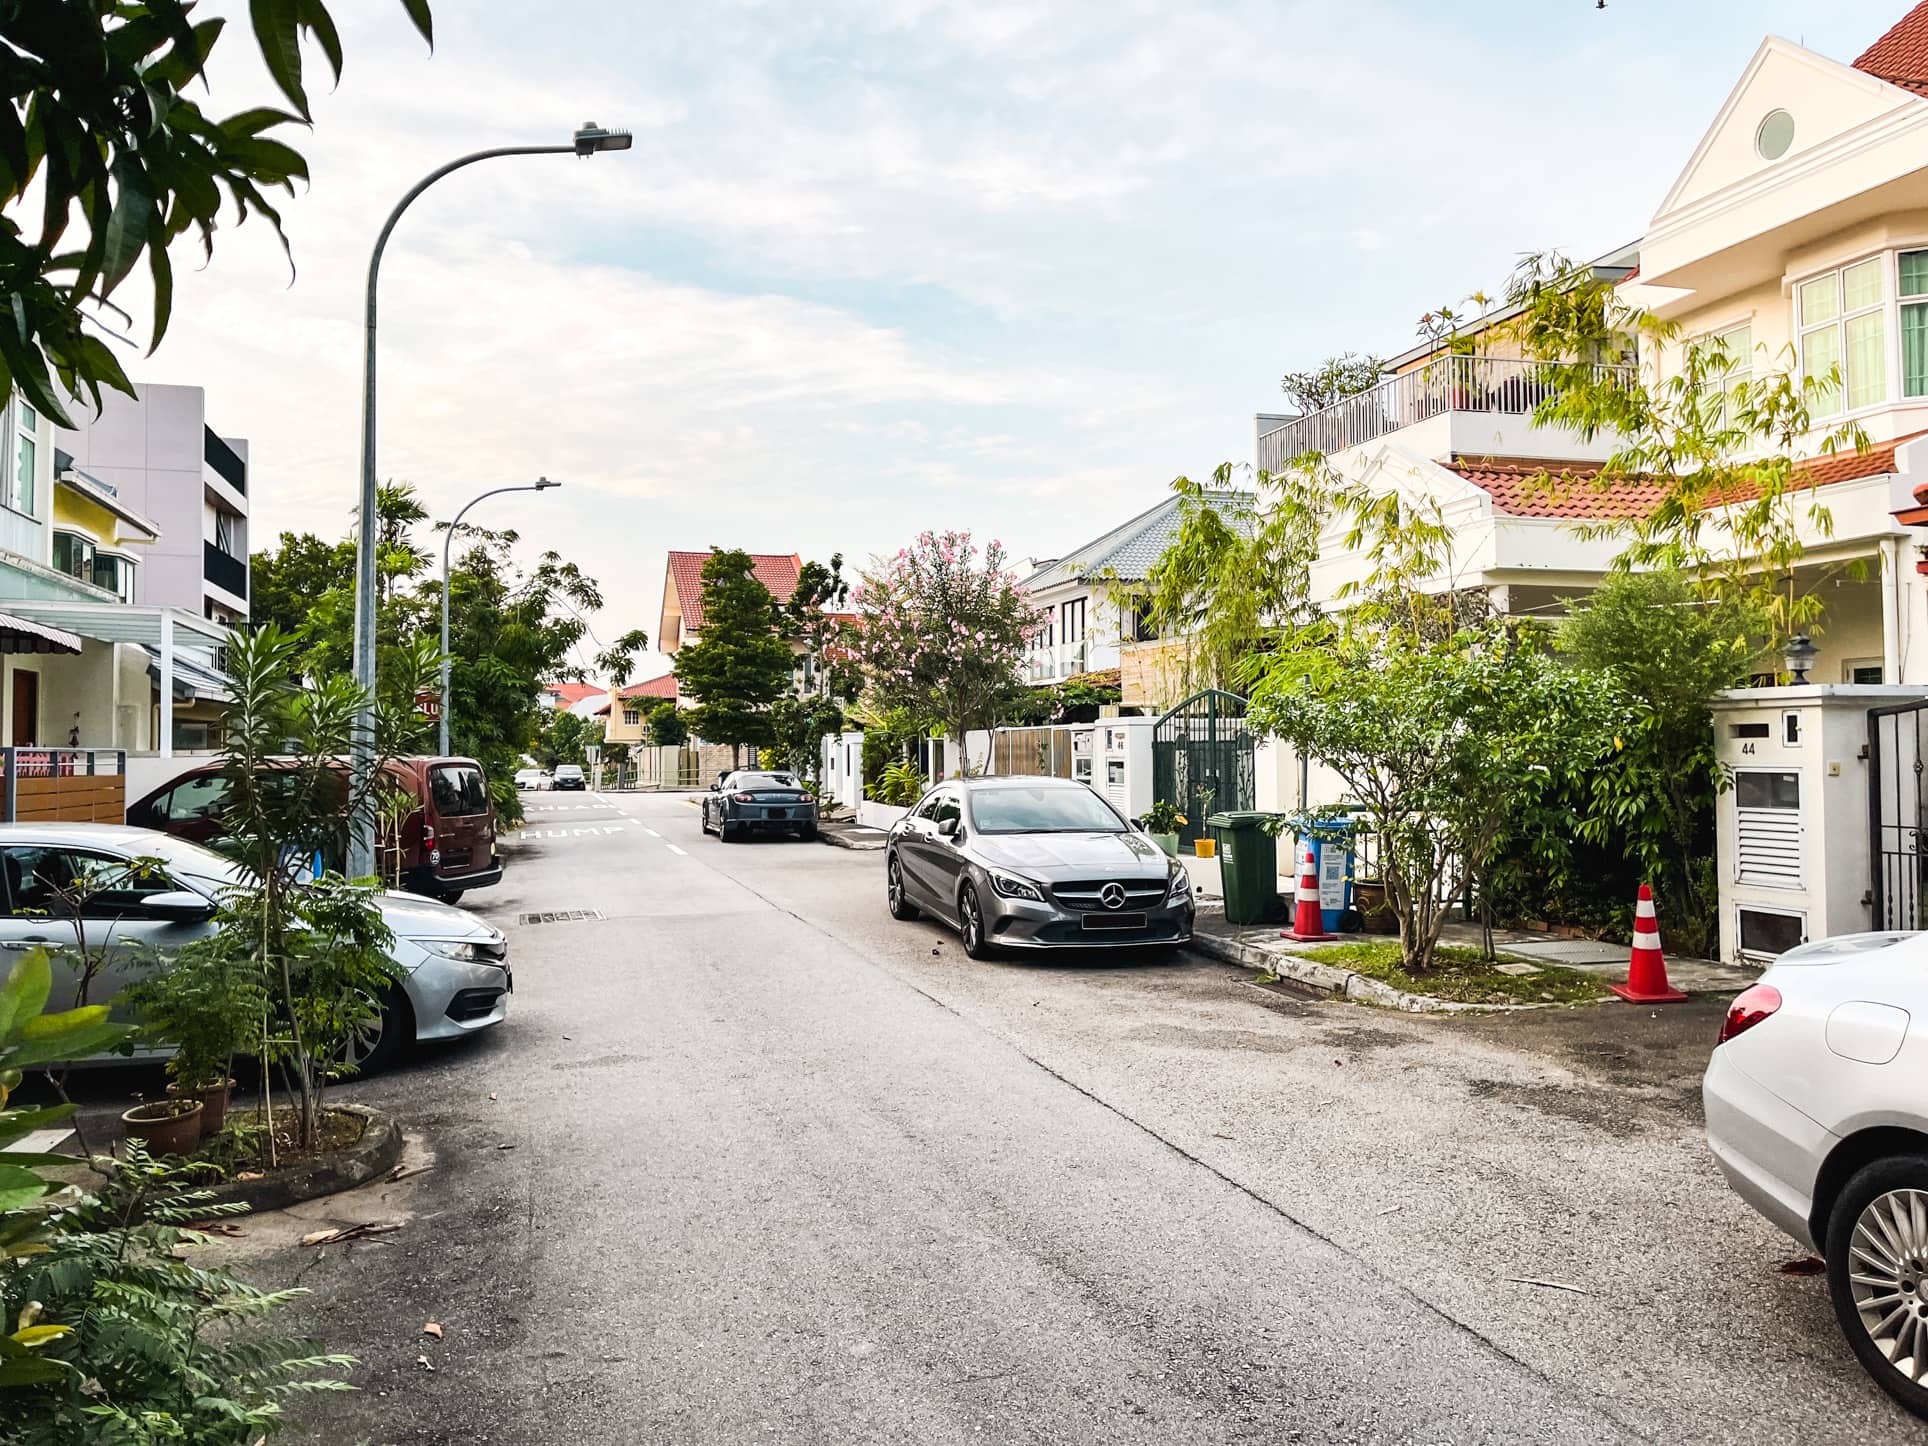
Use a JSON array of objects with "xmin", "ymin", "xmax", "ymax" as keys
[
  {"xmin": 168, "ymin": 1079, "xmax": 235, "ymax": 1139},
  {"xmin": 122, "ymin": 1099, "xmax": 205, "ymax": 1157}
]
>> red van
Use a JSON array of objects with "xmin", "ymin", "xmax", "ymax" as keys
[{"xmin": 126, "ymin": 755, "xmax": 503, "ymax": 903}]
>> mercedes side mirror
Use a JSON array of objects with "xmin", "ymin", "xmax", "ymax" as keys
[
  {"xmin": 937, "ymin": 816, "xmax": 960, "ymax": 838},
  {"xmin": 143, "ymin": 890, "xmax": 217, "ymax": 924}
]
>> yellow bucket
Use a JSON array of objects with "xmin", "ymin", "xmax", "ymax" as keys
[{"xmin": 1193, "ymin": 838, "xmax": 1216, "ymax": 859}]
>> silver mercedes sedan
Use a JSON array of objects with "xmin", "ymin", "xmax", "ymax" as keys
[{"xmin": 884, "ymin": 777, "xmax": 1194, "ymax": 957}]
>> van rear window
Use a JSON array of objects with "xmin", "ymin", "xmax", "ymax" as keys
[{"xmin": 430, "ymin": 765, "xmax": 490, "ymax": 816}]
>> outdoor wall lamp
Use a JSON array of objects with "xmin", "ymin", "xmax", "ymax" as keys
[{"xmin": 1783, "ymin": 634, "xmax": 1817, "ymax": 684}]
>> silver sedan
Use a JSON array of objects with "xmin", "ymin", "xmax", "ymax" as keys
[
  {"xmin": 1, "ymin": 823, "xmax": 510, "ymax": 1072},
  {"xmin": 885, "ymin": 777, "xmax": 1193, "ymax": 957}
]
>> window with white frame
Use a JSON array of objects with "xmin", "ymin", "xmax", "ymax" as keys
[
  {"xmin": 1060, "ymin": 598, "xmax": 1085, "ymax": 646},
  {"xmin": 622, "ymin": 706, "xmax": 642, "ymax": 727},
  {"xmin": 1703, "ymin": 323, "xmax": 1752, "ymax": 426},
  {"xmin": 8, "ymin": 399, "xmax": 35, "ymax": 517},
  {"xmin": 1902, "ymin": 250, "xmax": 1928, "ymax": 398},
  {"xmin": 1798, "ymin": 258, "xmax": 1886, "ymax": 415}
]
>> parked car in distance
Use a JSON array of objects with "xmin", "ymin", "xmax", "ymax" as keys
[
  {"xmin": 0, "ymin": 823, "xmax": 510, "ymax": 1072},
  {"xmin": 701, "ymin": 771, "xmax": 817, "ymax": 841},
  {"xmin": 552, "ymin": 764, "xmax": 586, "ymax": 791},
  {"xmin": 126, "ymin": 755, "xmax": 503, "ymax": 904},
  {"xmin": 885, "ymin": 777, "xmax": 1193, "ymax": 958},
  {"xmin": 514, "ymin": 768, "xmax": 552, "ymax": 791},
  {"xmin": 1703, "ymin": 930, "xmax": 1928, "ymax": 1419}
]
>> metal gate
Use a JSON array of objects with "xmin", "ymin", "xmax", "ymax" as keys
[
  {"xmin": 1869, "ymin": 700, "xmax": 1928, "ymax": 930},
  {"xmin": 1152, "ymin": 689, "xmax": 1254, "ymax": 846}
]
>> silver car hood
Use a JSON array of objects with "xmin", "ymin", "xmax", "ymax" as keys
[
  {"xmin": 375, "ymin": 890, "xmax": 497, "ymax": 940},
  {"xmin": 973, "ymin": 830, "xmax": 1167, "ymax": 877}
]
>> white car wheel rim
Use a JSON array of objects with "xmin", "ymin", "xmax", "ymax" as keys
[
  {"xmin": 888, "ymin": 860, "xmax": 902, "ymax": 909},
  {"xmin": 1852, "ymin": 1186, "xmax": 1928, "ymax": 1382}
]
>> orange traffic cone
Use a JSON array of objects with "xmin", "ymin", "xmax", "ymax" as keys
[
  {"xmin": 1611, "ymin": 883, "xmax": 1687, "ymax": 1003},
  {"xmin": 1282, "ymin": 843, "xmax": 1336, "ymax": 942}
]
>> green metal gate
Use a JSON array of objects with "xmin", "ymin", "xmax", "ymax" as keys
[{"xmin": 1152, "ymin": 690, "xmax": 1254, "ymax": 847}]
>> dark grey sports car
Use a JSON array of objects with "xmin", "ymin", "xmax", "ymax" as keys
[
  {"xmin": 885, "ymin": 776, "xmax": 1194, "ymax": 958},
  {"xmin": 701, "ymin": 770, "xmax": 818, "ymax": 841}
]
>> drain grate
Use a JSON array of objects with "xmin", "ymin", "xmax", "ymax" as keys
[{"xmin": 516, "ymin": 909, "xmax": 605, "ymax": 925}]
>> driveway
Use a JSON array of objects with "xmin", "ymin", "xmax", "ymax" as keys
[{"xmin": 182, "ymin": 790, "xmax": 1908, "ymax": 1443}]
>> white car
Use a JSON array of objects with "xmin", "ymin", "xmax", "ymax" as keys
[
  {"xmin": 1703, "ymin": 930, "xmax": 1928, "ymax": 1418},
  {"xmin": 514, "ymin": 768, "xmax": 551, "ymax": 791}
]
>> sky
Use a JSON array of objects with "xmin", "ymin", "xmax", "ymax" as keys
[{"xmin": 105, "ymin": 0, "xmax": 1915, "ymax": 683}]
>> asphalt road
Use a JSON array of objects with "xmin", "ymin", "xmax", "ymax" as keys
[{"xmin": 170, "ymin": 790, "xmax": 1920, "ymax": 1444}]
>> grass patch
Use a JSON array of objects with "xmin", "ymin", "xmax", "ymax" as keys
[{"xmin": 1293, "ymin": 939, "xmax": 1610, "ymax": 1006}]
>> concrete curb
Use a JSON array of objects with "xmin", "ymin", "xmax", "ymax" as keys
[
  {"xmin": 816, "ymin": 824, "xmax": 888, "ymax": 852},
  {"xmin": 1184, "ymin": 932, "xmax": 1531, "ymax": 1014},
  {"xmin": 196, "ymin": 1105, "xmax": 404, "ymax": 1214}
]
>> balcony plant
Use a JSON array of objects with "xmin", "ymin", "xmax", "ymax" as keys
[{"xmin": 1141, "ymin": 798, "xmax": 1185, "ymax": 856}]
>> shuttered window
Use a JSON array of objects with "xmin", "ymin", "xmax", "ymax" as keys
[{"xmin": 1735, "ymin": 770, "xmax": 1802, "ymax": 887}]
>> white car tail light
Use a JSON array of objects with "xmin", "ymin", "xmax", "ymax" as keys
[{"xmin": 1718, "ymin": 983, "xmax": 1783, "ymax": 1045}]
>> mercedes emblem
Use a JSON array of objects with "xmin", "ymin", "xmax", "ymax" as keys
[{"xmin": 1099, "ymin": 882, "xmax": 1127, "ymax": 911}]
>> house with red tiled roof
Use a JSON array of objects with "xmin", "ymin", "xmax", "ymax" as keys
[
  {"xmin": 596, "ymin": 671, "xmax": 679, "ymax": 744},
  {"xmin": 657, "ymin": 550, "xmax": 802, "ymax": 656},
  {"xmin": 1259, "ymin": 4, "xmax": 1928, "ymax": 697},
  {"xmin": 540, "ymin": 680, "xmax": 607, "ymax": 712}
]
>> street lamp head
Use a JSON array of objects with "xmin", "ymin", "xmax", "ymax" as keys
[
  {"xmin": 1783, "ymin": 633, "xmax": 1817, "ymax": 684},
  {"xmin": 574, "ymin": 123, "xmax": 633, "ymax": 156},
  {"xmin": 534, "ymin": 476, "xmax": 561, "ymax": 491}
]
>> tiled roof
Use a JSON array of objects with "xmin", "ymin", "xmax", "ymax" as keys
[
  {"xmin": 1855, "ymin": 2, "xmax": 1928, "ymax": 92},
  {"xmin": 617, "ymin": 672, "xmax": 679, "ymax": 701},
  {"xmin": 1023, "ymin": 490, "xmax": 1256, "ymax": 591},
  {"xmin": 1450, "ymin": 436, "xmax": 1916, "ymax": 519},
  {"xmin": 666, "ymin": 550, "xmax": 802, "ymax": 631},
  {"xmin": 543, "ymin": 681, "xmax": 605, "ymax": 708}
]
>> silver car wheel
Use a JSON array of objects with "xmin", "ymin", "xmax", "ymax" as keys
[
  {"xmin": 1851, "ymin": 1187, "xmax": 1928, "ymax": 1382},
  {"xmin": 888, "ymin": 859, "xmax": 903, "ymax": 911}
]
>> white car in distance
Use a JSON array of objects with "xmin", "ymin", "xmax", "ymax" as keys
[{"xmin": 1703, "ymin": 929, "xmax": 1928, "ymax": 1419}]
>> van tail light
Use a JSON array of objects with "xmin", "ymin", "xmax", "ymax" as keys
[
  {"xmin": 1719, "ymin": 984, "xmax": 1783, "ymax": 1045},
  {"xmin": 423, "ymin": 822, "xmax": 439, "ymax": 865}
]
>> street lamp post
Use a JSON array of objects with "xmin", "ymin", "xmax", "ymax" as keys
[
  {"xmin": 349, "ymin": 123, "xmax": 631, "ymax": 876},
  {"xmin": 439, "ymin": 478, "xmax": 561, "ymax": 756}
]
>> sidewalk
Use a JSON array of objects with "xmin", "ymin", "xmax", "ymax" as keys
[
  {"xmin": 816, "ymin": 813, "xmax": 889, "ymax": 851},
  {"xmin": 1188, "ymin": 903, "xmax": 1757, "ymax": 1011}
]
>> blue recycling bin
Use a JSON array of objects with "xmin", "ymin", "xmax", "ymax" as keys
[{"xmin": 1290, "ymin": 833, "xmax": 1355, "ymax": 933}]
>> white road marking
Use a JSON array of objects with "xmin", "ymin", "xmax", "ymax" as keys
[
  {"xmin": 665, "ymin": 843, "xmax": 688, "ymax": 856},
  {"xmin": 641, "ymin": 827, "xmax": 660, "ymax": 837}
]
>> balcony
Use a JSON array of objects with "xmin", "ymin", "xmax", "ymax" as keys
[
  {"xmin": 1256, "ymin": 356, "xmax": 1636, "ymax": 472},
  {"xmin": 203, "ymin": 541, "xmax": 248, "ymax": 601},
  {"xmin": 203, "ymin": 428, "xmax": 247, "ymax": 496}
]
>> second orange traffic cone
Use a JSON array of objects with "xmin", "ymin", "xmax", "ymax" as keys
[
  {"xmin": 1282, "ymin": 843, "xmax": 1336, "ymax": 942},
  {"xmin": 1610, "ymin": 883, "xmax": 1687, "ymax": 1003}
]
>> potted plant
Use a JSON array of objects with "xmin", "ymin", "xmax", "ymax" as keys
[
  {"xmin": 1192, "ymin": 788, "xmax": 1217, "ymax": 859},
  {"xmin": 1142, "ymin": 798, "xmax": 1185, "ymax": 857},
  {"xmin": 124, "ymin": 930, "xmax": 264, "ymax": 1143},
  {"xmin": 120, "ymin": 1097, "xmax": 204, "ymax": 1156}
]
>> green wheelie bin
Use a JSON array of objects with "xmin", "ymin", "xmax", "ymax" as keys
[{"xmin": 1206, "ymin": 811, "xmax": 1279, "ymax": 925}]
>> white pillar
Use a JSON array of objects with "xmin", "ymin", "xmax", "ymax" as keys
[
  {"xmin": 1882, "ymin": 537, "xmax": 1903, "ymax": 685},
  {"xmin": 158, "ymin": 612, "xmax": 174, "ymax": 759}
]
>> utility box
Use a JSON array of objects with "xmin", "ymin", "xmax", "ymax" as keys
[{"xmin": 1711, "ymin": 685, "xmax": 1928, "ymax": 967}]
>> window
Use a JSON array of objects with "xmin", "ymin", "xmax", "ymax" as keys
[
  {"xmin": 930, "ymin": 793, "xmax": 962, "ymax": 831},
  {"xmin": 1703, "ymin": 324, "xmax": 1752, "ymax": 426},
  {"xmin": 1799, "ymin": 258, "xmax": 1886, "ymax": 415},
  {"xmin": 0, "ymin": 847, "xmax": 173, "ymax": 919},
  {"xmin": 428, "ymin": 764, "xmax": 489, "ymax": 817},
  {"xmin": 9, "ymin": 404, "xmax": 33, "ymax": 516},
  {"xmin": 622, "ymin": 706, "xmax": 643, "ymax": 727},
  {"xmin": 1738, "ymin": 906, "xmax": 1804, "ymax": 958},
  {"xmin": 1755, "ymin": 110, "xmax": 1795, "ymax": 161},
  {"xmin": 1901, "ymin": 251, "xmax": 1928, "ymax": 398},
  {"xmin": 156, "ymin": 773, "xmax": 232, "ymax": 825},
  {"xmin": 51, "ymin": 530, "xmax": 95, "ymax": 583},
  {"xmin": 93, "ymin": 552, "xmax": 135, "ymax": 603},
  {"xmin": 1846, "ymin": 659, "xmax": 1885, "ymax": 685},
  {"xmin": 213, "ymin": 510, "xmax": 238, "ymax": 556},
  {"xmin": 1061, "ymin": 598, "xmax": 1086, "ymax": 646},
  {"xmin": 969, "ymin": 785, "xmax": 1126, "ymax": 834}
]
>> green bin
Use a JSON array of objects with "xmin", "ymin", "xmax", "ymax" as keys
[{"xmin": 1206, "ymin": 811, "xmax": 1279, "ymax": 925}]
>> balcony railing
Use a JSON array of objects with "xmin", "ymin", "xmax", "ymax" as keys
[
  {"xmin": 1256, "ymin": 356, "xmax": 1635, "ymax": 472},
  {"xmin": 203, "ymin": 541, "xmax": 248, "ymax": 600},
  {"xmin": 204, "ymin": 427, "xmax": 247, "ymax": 495}
]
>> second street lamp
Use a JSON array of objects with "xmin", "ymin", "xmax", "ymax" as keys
[
  {"xmin": 349, "ymin": 121, "xmax": 630, "ymax": 876},
  {"xmin": 439, "ymin": 478, "xmax": 562, "ymax": 756}
]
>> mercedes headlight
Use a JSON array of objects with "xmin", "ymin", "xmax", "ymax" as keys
[
  {"xmin": 990, "ymin": 871, "xmax": 1045, "ymax": 902},
  {"xmin": 422, "ymin": 939, "xmax": 488, "ymax": 962},
  {"xmin": 1167, "ymin": 867, "xmax": 1192, "ymax": 902}
]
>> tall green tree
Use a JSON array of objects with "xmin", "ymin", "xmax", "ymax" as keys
[
  {"xmin": 673, "ymin": 548, "xmax": 794, "ymax": 765},
  {"xmin": 2, "ymin": 1, "xmax": 432, "ymax": 424}
]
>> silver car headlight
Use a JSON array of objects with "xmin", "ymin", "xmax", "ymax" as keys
[
  {"xmin": 1167, "ymin": 867, "xmax": 1192, "ymax": 902},
  {"xmin": 422, "ymin": 938, "xmax": 493, "ymax": 962},
  {"xmin": 989, "ymin": 871, "xmax": 1045, "ymax": 903}
]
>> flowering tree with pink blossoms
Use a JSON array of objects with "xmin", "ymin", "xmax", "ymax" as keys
[{"xmin": 853, "ymin": 531, "xmax": 1045, "ymax": 746}]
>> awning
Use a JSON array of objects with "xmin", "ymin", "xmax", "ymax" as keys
[
  {"xmin": 142, "ymin": 646, "xmax": 233, "ymax": 704},
  {"xmin": 0, "ymin": 602, "xmax": 230, "ymax": 649},
  {"xmin": 55, "ymin": 469, "xmax": 160, "ymax": 539},
  {"xmin": 0, "ymin": 611, "xmax": 83, "ymax": 655}
]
